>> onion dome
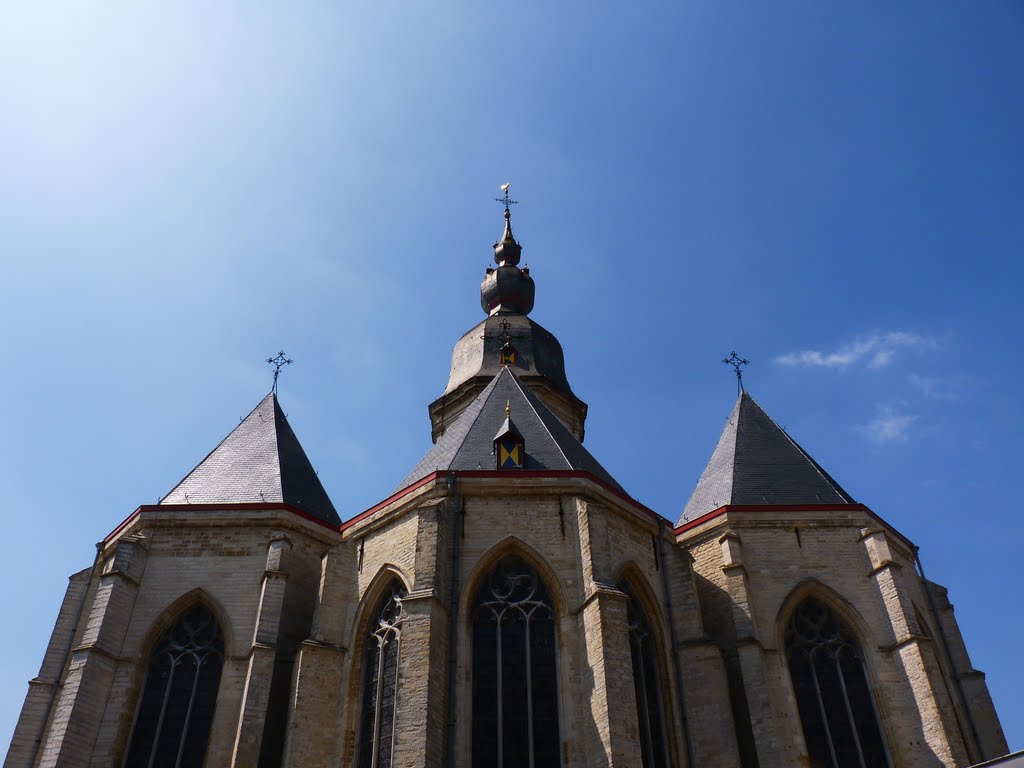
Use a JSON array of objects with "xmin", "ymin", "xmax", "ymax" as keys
[{"xmin": 480, "ymin": 207, "xmax": 535, "ymax": 315}]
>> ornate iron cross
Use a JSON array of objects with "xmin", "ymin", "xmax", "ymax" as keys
[
  {"xmin": 266, "ymin": 350, "xmax": 293, "ymax": 393},
  {"xmin": 722, "ymin": 351, "xmax": 749, "ymax": 395}
]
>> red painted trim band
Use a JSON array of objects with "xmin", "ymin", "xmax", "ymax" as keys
[
  {"xmin": 339, "ymin": 473, "xmax": 442, "ymax": 531},
  {"xmin": 673, "ymin": 503, "xmax": 914, "ymax": 549},
  {"xmin": 103, "ymin": 502, "xmax": 341, "ymax": 544},
  {"xmin": 102, "ymin": 469, "xmax": 669, "ymax": 543}
]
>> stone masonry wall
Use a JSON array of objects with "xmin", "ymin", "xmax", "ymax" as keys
[
  {"xmin": 9, "ymin": 490, "xmax": 1009, "ymax": 768},
  {"xmin": 682, "ymin": 508, "xmax": 1005, "ymax": 768},
  {"xmin": 10, "ymin": 510, "xmax": 339, "ymax": 768}
]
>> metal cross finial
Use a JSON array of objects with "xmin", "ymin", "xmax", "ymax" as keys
[
  {"xmin": 722, "ymin": 351, "xmax": 749, "ymax": 395},
  {"xmin": 266, "ymin": 350, "xmax": 293, "ymax": 393},
  {"xmin": 495, "ymin": 182, "xmax": 518, "ymax": 211}
]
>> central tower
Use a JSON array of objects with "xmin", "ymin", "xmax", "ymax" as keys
[{"xmin": 428, "ymin": 199, "xmax": 588, "ymax": 442}]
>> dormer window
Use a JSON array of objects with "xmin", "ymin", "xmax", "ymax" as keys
[{"xmin": 493, "ymin": 400, "xmax": 525, "ymax": 469}]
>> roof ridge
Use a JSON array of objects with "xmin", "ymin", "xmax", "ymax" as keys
[
  {"xmin": 506, "ymin": 369, "xmax": 573, "ymax": 469},
  {"xmin": 444, "ymin": 373, "xmax": 506, "ymax": 470},
  {"xmin": 271, "ymin": 392, "xmax": 286, "ymax": 501},
  {"xmin": 726, "ymin": 393, "xmax": 741, "ymax": 506},
  {"xmin": 160, "ymin": 390, "xmax": 275, "ymax": 503},
  {"xmin": 745, "ymin": 392, "xmax": 855, "ymax": 503}
]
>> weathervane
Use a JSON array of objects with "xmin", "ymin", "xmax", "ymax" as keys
[
  {"xmin": 722, "ymin": 351, "xmax": 749, "ymax": 395},
  {"xmin": 266, "ymin": 350, "xmax": 293, "ymax": 393},
  {"xmin": 495, "ymin": 182, "xmax": 518, "ymax": 212}
]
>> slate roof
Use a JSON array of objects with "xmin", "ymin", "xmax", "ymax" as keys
[
  {"xmin": 399, "ymin": 367, "xmax": 622, "ymax": 491},
  {"xmin": 678, "ymin": 391, "xmax": 855, "ymax": 526},
  {"xmin": 161, "ymin": 392, "xmax": 340, "ymax": 525}
]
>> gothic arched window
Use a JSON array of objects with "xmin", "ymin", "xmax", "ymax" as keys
[
  {"xmin": 620, "ymin": 582, "xmax": 669, "ymax": 768},
  {"xmin": 124, "ymin": 603, "xmax": 224, "ymax": 768},
  {"xmin": 785, "ymin": 598, "xmax": 890, "ymax": 768},
  {"xmin": 357, "ymin": 582, "xmax": 407, "ymax": 768},
  {"xmin": 471, "ymin": 556, "xmax": 560, "ymax": 767}
]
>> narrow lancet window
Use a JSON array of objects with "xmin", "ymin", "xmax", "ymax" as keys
[
  {"xmin": 785, "ymin": 598, "xmax": 890, "ymax": 768},
  {"xmin": 621, "ymin": 582, "xmax": 669, "ymax": 768},
  {"xmin": 124, "ymin": 603, "xmax": 224, "ymax": 768},
  {"xmin": 472, "ymin": 556, "xmax": 559, "ymax": 767},
  {"xmin": 357, "ymin": 583, "xmax": 407, "ymax": 768}
]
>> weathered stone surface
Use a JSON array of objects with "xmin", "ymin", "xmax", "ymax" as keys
[{"xmin": 6, "ymin": 490, "xmax": 1008, "ymax": 768}]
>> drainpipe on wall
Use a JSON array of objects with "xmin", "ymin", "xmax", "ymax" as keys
[
  {"xmin": 444, "ymin": 474, "xmax": 464, "ymax": 768},
  {"xmin": 659, "ymin": 530, "xmax": 696, "ymax": 768}
]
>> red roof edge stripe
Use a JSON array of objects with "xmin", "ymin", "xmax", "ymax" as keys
[
  {"xmin": 339, "ymin": 473, "xmax": 442, "ymax": 531},
  {"xmin": 673, "ymin": 503, "xmax": 914, "ymax": 549},
  {"xmin": 102, "ymin": 469, "xmax": 670, "ymax": 543},
  {"xmin": 102, "ymin": 502, "xmax": 341, "ymax": 544},
  {"xmin": 447, "ymin": 469, "xmax": 666, "ymax": 524}
]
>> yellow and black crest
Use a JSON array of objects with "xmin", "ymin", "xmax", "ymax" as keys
[
  {"xmin": 497, "ymin": 440, "xmax": 523, "ymax": 469},
  {"xmin": 499, "ymin": 341, "xmax": 517, "ymax": 366}
]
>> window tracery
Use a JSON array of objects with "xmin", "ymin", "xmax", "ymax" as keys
[
  {"xmin": 785, "ymin": 597, "xmax": 890, "ymax": 768},
  {"xmin": 124, "ymin": 603, "xmax": 224, "ymax": 768},
  {"xmin": 357, "ymin": 582, "xmax": 407, "ymax": 768},
  {"xmin": 472, "ymin": 556, "xmax": 560, "ymax": 767}
]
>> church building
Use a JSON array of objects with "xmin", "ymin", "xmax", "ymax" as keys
[{"xmin": 5, "ymin": 203, "xmax": 1010, "ymax": 768}]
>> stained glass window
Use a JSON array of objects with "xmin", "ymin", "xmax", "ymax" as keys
[
  {"xmin": 124, "ymin": 604, "xmax": 224, "ymax": 768},
  {"xmin": 357, "ymin": 583, "xmax": 407, "ymax": 768},
  {"xmin": 785, "ymin": 598, "xmax": 890, "ymax": 768},
  {"xmin": 620, "ymin": 582, "xmax": 669, "ymax": 768},
  {"xmin": 472, "ymin": 557, "xmax": 560, "ymax": 767}
]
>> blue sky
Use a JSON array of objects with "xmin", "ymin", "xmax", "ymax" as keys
[{"xmin": 1, "ymin": 1, "xmax": 1022, "ymax": 754}]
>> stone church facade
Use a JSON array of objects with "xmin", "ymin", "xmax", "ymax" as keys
[{"xmin": 5, "ymin": 207, "xmax": 1010, "ymax": 767}]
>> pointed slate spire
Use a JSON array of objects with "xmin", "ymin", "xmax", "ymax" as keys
[
  {"xmin": 399, "ymin": 367, "xmax": 621, "ymax": 491},
  {"xmin": 678, "ymin": 391, "xmax": 854, "ymax": 525},
  {"xmin": 161, "ymin": 392, "xmax": 339, "ymax": 525}
]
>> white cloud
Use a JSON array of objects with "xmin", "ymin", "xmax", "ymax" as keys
[
  {"xmin": 910, "ymin": 373, "xmax": 963, "ymax": 401},
  {"xmin": 857, "ymin": 407, "xmax": 917, "ymax": 443},
  {"xmin": 776, "ymin": 331, "xmax": 936, "ymax": 370}
]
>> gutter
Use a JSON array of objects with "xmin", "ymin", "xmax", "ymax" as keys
[{"xmin": 444, "ymin": 474, "xmax": 464, "ymax": 768}]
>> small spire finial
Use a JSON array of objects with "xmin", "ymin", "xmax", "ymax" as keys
[
  {"xmin": 491, "ymin": 182, "xmax": 524, "ymax": 270},
  {"xmin": 267, "ymin": 350, "xmax": 293, "ymax": 393},
  {"xmin": 495, "ymin": 183, "xmax": 519, "ymax": 243},
  {"xmin": 722, "ymin": 351, "xmax": 749, "ymax": 395},
  {"xmin": 506, "ymin": 399, "xmax": 512, "ymax": 418}
]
